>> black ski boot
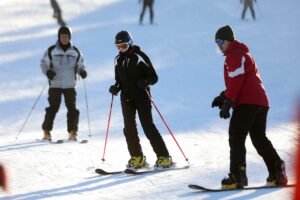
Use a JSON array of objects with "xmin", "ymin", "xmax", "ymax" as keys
[
  {"xmin": 266, "ymin": 160, "xmax": 288, "ymax": 186},
  {"xmin": 221, "ymin": 164, "xmax": 248, "ymax": 189}
]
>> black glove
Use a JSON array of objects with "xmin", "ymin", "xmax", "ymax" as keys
[
  {"xmin": 46, "ymin": 70, "xmax": 56, "ymax": 80},
  {"xmin": 137, "ymin": 79, "xmax": 149, "ymax": 89},
  {"xmin": 219, "ymin": 99, "xmax": 233, "ymax": 119},
  {"xmin": 212, "ymin": 91, "xmax": 225, "ymax": 109},
  {"xmin": 79, "ymin": 69, "xmax": 87, "ymax": 79},
  {"xmin": 109, "ymin": 85, "xmax": 120, "ymax": 96}
]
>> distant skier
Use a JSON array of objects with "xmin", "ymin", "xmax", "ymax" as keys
[
  {"xmin": 50, "ymin": 0, "xmax": 66, "ymax": 26},
  {"xmin": 212, "ymin": 25, "xmax": 288, "ymax": 189},
  {"xmin": 139, "ymin": 0, "xmax": 154, "ymax": 25},
  {"xmin": 40, "ymin": 26, "xmax": 87, "ymax": 142},
  {"xmin": 109, "ymin": 30, "xmax": 173, "ymax": 169},
  {"xmin": 241, "ymin": 0, "xmax": 256, "ymax": 20}
]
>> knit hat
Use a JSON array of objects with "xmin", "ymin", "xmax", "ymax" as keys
[
  {"xmin": 215, "ymin": 25, "xmax": 235, "ymax": 41},
  {"xmin": 58, "ymin": 26, "xmax": 72, "ymax": 39}
]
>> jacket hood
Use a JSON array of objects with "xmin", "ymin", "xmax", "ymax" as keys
[{"xmin": 226, "ymin": 40, "xmax": 249, "ymax": 54}]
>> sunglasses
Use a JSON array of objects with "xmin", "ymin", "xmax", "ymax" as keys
[
  {"xmin": 116, "ymin": 42, "xmax": 129, "ymax": 50},
  {"xmin": 216, "ymin": 39, "xmax": 225, "ymax": 46}
]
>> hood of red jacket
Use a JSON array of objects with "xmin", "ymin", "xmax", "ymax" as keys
[{"xmin": 225, "ymin": 40, "xmax": 249, "ymax": 55}]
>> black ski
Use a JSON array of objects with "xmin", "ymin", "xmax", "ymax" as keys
[
  {"xmin": 95, "ymin": 165, "xmax": 190, "ymax": 176},
  {"xmin": 55, "ymin": 139, "xmax": 88, "ymax": 144},
  {"xmin": 188, "ymin": 184, "xmax": 296, "ymax": 192},
  {"xmin": 124, "ymin": 165, "xmax": 190, "ymax": 175},
  {"xmin": 95, "ymin": 168, "xmax": 124, "ymax": 175},
  {"xmin": 36, "ymin": 139, "xmax": 88, "ymax": 144}
]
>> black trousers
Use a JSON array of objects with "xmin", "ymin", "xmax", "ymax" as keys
[
  {"xmin": 121, "ymin": 94, "xmax": 169, "ymax": 157},
  {"xmin": 140, "ymin": 0, "xmax": 154, "ymax": 24},
  {"xmin": 42, "ymin": 88, "xmax": 79, "ymax": 132},
  {"xmin": 229, "ymin": 104, "xmax": 281, "ymax": 175}
]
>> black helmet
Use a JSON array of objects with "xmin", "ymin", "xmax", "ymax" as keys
[
  {"xmin": 115, "ymin": 30, "xmax": 133, "ymax": 45},
  {"xmin": 58, "ymin": 26, "xmax": 72, "ymax": 39}
]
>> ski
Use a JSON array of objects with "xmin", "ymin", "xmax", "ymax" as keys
[
  {"xmin": 124, "ymin": 165, "xmax": 190, "ymax": 175},
  {"xmin": 54, "ymin": 139, "xmax": 88, "ymax": 144},
  {"xmin": 95, "ymin": 168, "xmax": 124, "ymax": 175},
  {"xmin": 188, "ymin": 184, "xmax": 296, "ymax": 192},
  {"xmin": 95, "ymin": 165, "xmax": 190, "ymax": 176},
  {"xmin": 36, "ymin": 139, "xmax": 88, "ymax": 144}
]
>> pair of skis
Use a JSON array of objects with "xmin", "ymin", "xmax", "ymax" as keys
[
  {"xmin": 36, "ymin": 139, "xmax": 88, "ymax": 144},
  {"xmin": 95, "ymin": 165, "xmax": 190, "ymax": 175}
]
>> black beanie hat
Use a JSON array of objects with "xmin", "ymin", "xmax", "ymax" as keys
[
  {"xmin": 215, "ymin": 25, "xmax": 234, "ymax": 41},
  {"xmin": 58, "ymin": 26, "xmax": 72, "ymax": 39}
]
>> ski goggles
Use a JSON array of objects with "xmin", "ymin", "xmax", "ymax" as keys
[
  {"xmin": 216, "ymin": 39, "xmax": 225, "ymax": 46},
  {"xmin": 116, "ymin": 42, "xmax": 129, "ymax": 50}
]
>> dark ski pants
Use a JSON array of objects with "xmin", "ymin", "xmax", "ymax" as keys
[
  {"xmin": 229, "ymin": 104, "xmax": 281, "ymax": 175},
  {"xmin": 241, "ymin": 0, "xmax": 256, "ymax": 20},
  {"xmin": 42, "ymin": 88, "xmax": 79, "ymax": 132},
  {"xmin": 140, "ymin": 0, "xmax": 154, "ymax": 24},
  {"xmin": 121, "ymin": 96, "xmax": 169, "ymax": 158}
]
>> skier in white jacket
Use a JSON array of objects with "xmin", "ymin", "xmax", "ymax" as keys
[{"xmin": 40, "ymin": 26, "xmax": 87, "ymax": 141}]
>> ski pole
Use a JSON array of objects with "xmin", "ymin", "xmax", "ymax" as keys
[
  {"xmin": 83, "ymin": 79, "xmax": 91, "ymax": 137},
  {"xmin": 16, "ymin": 81, "xmax": 48, "ymax": 140},
  {"xmin": 101, "ymin": 94, "xmax": 114, "ymax": 162},
  {"xmin": 255, "ymin": 1, "xmax": 263, "ymax": 17},
  {"xmin": 145, "ymin": 89, "xmax": 189, "ymax": 164}
]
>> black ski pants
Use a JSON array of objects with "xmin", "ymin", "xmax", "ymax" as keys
[
  {"xmin": 42, "ymin": 88, "xmax": 79, "ymax": 132},
  {"xmin": 140, "ymin": 0, "xmax": 154, "ymax": 24},
  {"xmin": 121, "ymin": 95, "xmax": 169, "ymax": 158},
  {"xmin": 241, "ymin": 0, "xmax": 256, "ymax": 20},
  {"xmin": 229, "ymin": 104, "xmax": 281, "ymax": 175}
]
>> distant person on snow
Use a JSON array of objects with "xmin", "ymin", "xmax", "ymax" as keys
[
  {"xmin": 109, "ymin": 30, "xmax": 173, "ymax": 169},
  {"xmin": 139, "ymin": 0, "xmax": 154, "ymax": 25},
  {"xmin": 241, "ymin": 0, "xmax": 256, "ymax": 20},
  {"xmin": 40, "ymin": 26, "xmax": 87, "ymax": 142},
  {"xmin": 212, "ymin": 25, "xmax": 288, "ymax": 189},
  {"xmin": 50, "ymin": 0, "xmax": 66, "ymax": 26}
]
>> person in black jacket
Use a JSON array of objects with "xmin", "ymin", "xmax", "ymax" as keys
[{"xmin": 109, "ymin": 30, "xmax": 173, "ymax": 169}]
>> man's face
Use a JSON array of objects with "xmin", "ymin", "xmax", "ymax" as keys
[
  {"xmin": 216, "ymin": 39, "xmax": 230, "ymax": 54},
  {"xmin": 60, "ymin": 34, "xmax": 70, "ymax": 45}
]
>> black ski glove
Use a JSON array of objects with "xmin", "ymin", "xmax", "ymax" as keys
[
  {"xmin": 109, "ymin": 85, "xmax": 120, "ymax": 96},
  {"xmin": 212, "ymin": 91, "xmax": 225, "ymax": 109},
  {"xmin": 46, "ymin": 70, "xmax": 56, "ymax": 80},
  {"xmin": 79, "ymin": 69, "xmax": 87, "ymax": 79},
  {"xmin": 219, "ymin": 98, "xmax": 233, "ymax": 119},
  {"xmin": 137, "ymin": 79, "xmax": 149, "ymax": 89}
]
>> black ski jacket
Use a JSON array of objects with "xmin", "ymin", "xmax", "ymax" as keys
[{"xmin": 113, "ymin": 45, "xmax": 158, "ymax": 101}]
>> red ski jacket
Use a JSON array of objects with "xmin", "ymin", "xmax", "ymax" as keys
[{"xmin": 223, "ymin": 40, "xmax": 269, "ymax": 108}]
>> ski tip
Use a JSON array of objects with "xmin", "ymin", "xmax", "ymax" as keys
[
  {"xmin": 55, "ymin": 140, "xmax": 64, "ymax": 144},
  {"xmin": 95, "ymin": 169, "xmax": 108, "ymax": 175},
  {"xmin": 80, "ymin": 140, "xmax": 88, "ymax": 143}
]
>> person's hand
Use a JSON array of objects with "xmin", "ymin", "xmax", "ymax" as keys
[
  {"xmin": 79, "ymin": 69, "xmax": 87, "ymax": 79},
  {"xmin": 109, "ymin": 85, "xmax": 120, "ymax": 96},
  {"xmin": 137, "ymin": 79, "xmax": 149, "ymax": 89},
  {"xmin": 212, "ymin": 91, "xmax": 225, "ymax": 109},
  {"xmin": 46, "ymin": 70, "xmax": 56, "ymax": 80},
  {"xmin": 219, "ymin": 99, "xmax": 233, "ymax": 119}
]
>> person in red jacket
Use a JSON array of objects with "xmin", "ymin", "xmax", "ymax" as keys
[
  {"xmin": 212, "ymin": 25, "xmax": 288, "ymax": 189},
  {"xmin": 295, "ymin": 101, "xmax": 300, "ymax": 200},
  {"xmin": 0, "ymin": 163, "xmax": 9, "ymax": 193}
]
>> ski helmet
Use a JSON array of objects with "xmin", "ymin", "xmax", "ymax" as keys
[
  {"xmin": 58, "ymin": 26, "xmax": 72, "ymax": 39},
  {"xmin": 115, "ymin": 30, "xmax": 133, "ymax": 45}
]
